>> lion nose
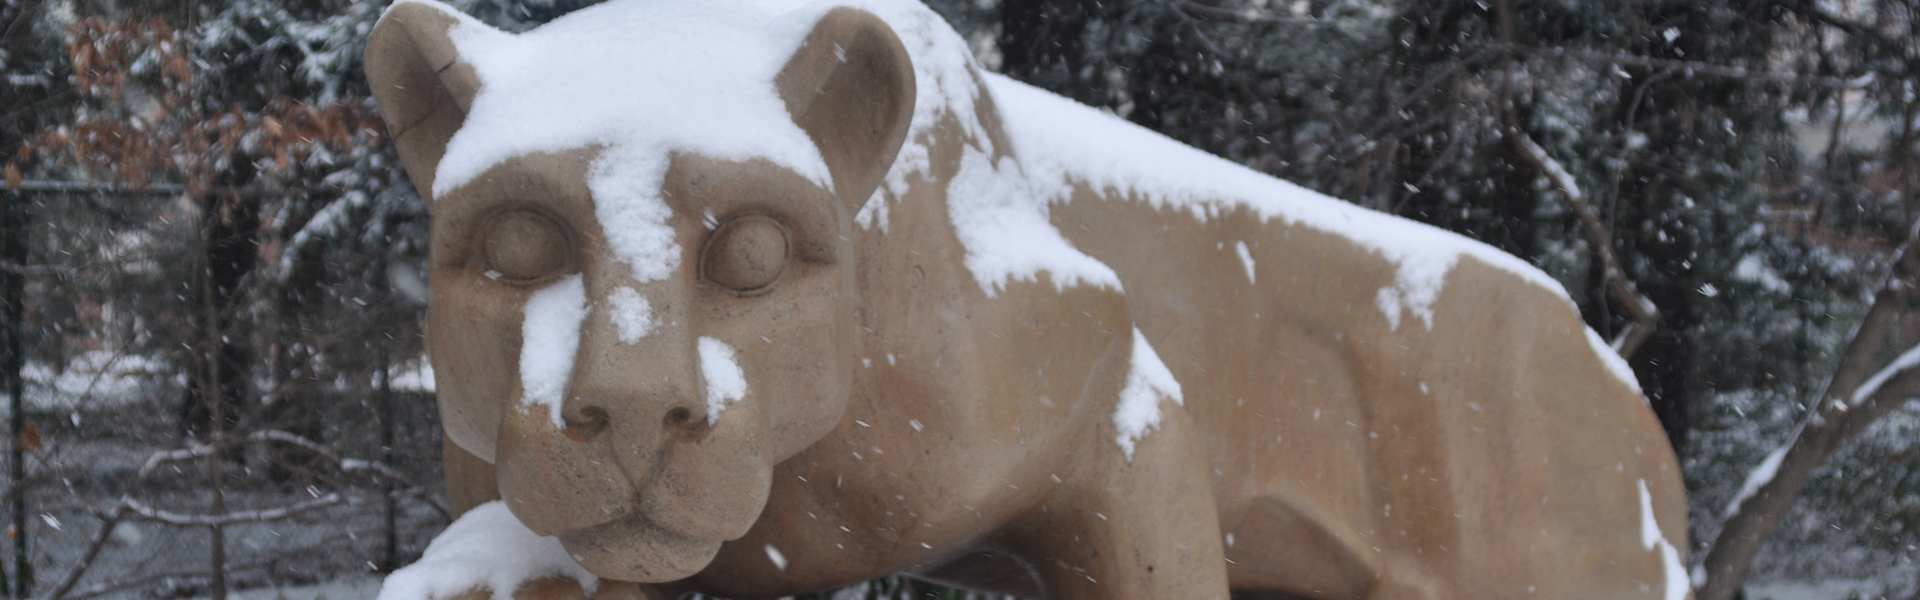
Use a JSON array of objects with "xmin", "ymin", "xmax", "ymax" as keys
[
  {"xmin": 555, "ymin": 389, "xmax": 708, "ymax": 444},
  {"xmin": 660, "ymin": 405, "xmax": 709, "ymax": 440},
  {"xmin": 559, "ymin": 400, "xmax": 696, "ymax": 442}
]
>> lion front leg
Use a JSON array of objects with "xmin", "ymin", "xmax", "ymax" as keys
[
  {"xmin": 1006, "ymin": 402, "xmax": 1232, "ymax": 600},
  {"xmin": 424, "ymin": 578, "xmax": 670, "ymax": 600}
]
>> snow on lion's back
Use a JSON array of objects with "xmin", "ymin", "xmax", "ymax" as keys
[{"xmin": 397, "ymin": 0, "xmax": 1640, "ymax": 395}]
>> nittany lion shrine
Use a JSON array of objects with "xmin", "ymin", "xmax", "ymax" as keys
[{"xmin": 362, "ymin": 0, "xmax": 1689, "ymax": 598}]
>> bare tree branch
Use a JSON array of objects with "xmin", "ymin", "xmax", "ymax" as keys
[
  {"xmin": 1489, "ymin": 43, "xmax": 1871, "ymax": 89},
  {"xmin": 1697, "ymin": 222, "xmax": 1920, "ymax": 600},
  {"xmin": 1507, "ymin": 128, "xmax": 1660, "ymax": 358},
  {"xmin": 133, "ymin": 429, "xmax": 450, "ymax": 519},
  {"xmin": 46, "ymin": 504, "xmax": 132, "ymax": 600},
  {"xmin": 121, "ymin": 494, "xmax": 346, "ymax": 527},
  {"xmin": 141, "ymin": 430, "xmax": 405, "ymax": 485}
]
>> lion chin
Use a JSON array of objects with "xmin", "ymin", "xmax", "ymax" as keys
[{"xmin": 557, "ymin": 513, "xmax": 724, "ymax": 582}]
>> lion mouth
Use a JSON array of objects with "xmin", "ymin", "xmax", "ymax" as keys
[{"xmin": 557, "ymin": 511, "xmax": 725, "ymax": 582}]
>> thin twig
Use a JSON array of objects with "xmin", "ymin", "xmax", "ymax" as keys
[
  {"xmin": 121, "ymin": 494, "xmax": 346, "ymax": 527},
  {"xmin": 1167, "ymin": 3, "xmax": 1229, "ymax": 58},
  {"xmin": 1489, "ymin": 43, "xmax": 1869, "ymax": 89},
  {"xmin": 1507, "ymin": 129, "xmax": 1659, "ymax": 358},
  {"xmin": 46, "ymin": 504, "xmax": 132, "ymax": 600},
  {"xmin": 140, "ymin": 429, "xmax": 401, "ymax": 483}
]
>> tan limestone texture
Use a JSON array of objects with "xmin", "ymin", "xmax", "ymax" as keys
[{"xmin": 364, "ymin": 1, "xmax": 1690, "ymax": 599}]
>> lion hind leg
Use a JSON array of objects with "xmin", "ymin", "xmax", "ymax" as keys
[{"xmin": 1225, "ymin": 496, "xmax": 1443, "ymax": 600}]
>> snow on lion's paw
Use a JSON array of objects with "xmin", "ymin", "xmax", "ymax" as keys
[{"xmin": 377, "ymin": 502, "xmax": 598, "ymax": 600}]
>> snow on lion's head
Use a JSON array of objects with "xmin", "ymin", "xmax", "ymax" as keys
[{"xmin": 365, "ymin": 0, "xmax": 916, "ymax": 580}]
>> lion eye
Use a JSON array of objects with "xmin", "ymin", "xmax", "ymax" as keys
[
  {"xmin": 702, "ymin": 215, "xmax": 789, "ymax": 293},
  {"xmin": 481, "ymin": 209, "xmax": 572, "ymax": 283}
]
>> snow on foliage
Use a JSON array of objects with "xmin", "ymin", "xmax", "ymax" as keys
[
  {"xmin": 391, "ymin": 357, "xmax": 438, "ymax": 393},
  {"xmin": 1113, "ymin": 328, "xmax": 1184, "ymax": 461},
  {"xmin": 376, "ymin": 501, "xmax": 598, "ymax": 600},
  {"xmin": 520, "ymin": 274, "xmax": 587, "ymax": 428}
]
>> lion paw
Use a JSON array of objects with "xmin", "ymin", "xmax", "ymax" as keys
[{"xmin": 377, "ymin": 502, "xmax": 599, "ymax": 600}]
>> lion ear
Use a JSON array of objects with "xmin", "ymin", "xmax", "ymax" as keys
[
  {"xmin": 776, "ymin": 8, "xmax": 917, "ymax": 212},
  {"xmin": 365, "ymin": 1, "xmax": 487, "ymax": 201}
]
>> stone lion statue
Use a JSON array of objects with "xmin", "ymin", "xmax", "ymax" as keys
[{"xmin": 363, "ymin": 0, "xmax": 1690, "ymax": 598}]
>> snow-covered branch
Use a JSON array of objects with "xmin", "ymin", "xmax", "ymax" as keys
[
  {"xmin": 1722, "ymin": 446, "xmax": 1788, "ymax": 519},
  {"xmin": 130, "ymin": 430, "xmax": 449, "ymax": 520},
  {"xmin": 1849, "ymin": 342, "xmax": 1920, "ymax": 409},
  {"xmin": 1697, "ymin": 221, "xmax": 1920, "ymax": 600},
  {"xmin": 1508, "ymin": 129, "xmax": 1660, "ymax": 359},
  {"xmin": 139, "ymin": 429, "xmax": 410, "ymax": 485},
  {"xmin": 251, "ymin": 429, "xmax": 413, "ymax": 484},
  {"xmin": 121, "ymin": 494, "xmax": 346, "ymax": 527}
]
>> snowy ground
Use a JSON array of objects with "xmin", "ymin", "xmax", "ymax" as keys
[
  {"xmin": 207, "ymin": 576, "xmax": 1884, "ymax": 600},
  {"xmin": 1745, "ymin": 580, "xmax": 1885, "ymax": 600},
  {"xmin": 215, "ymin": 577, "xmax": 384, "ymax": 600}
]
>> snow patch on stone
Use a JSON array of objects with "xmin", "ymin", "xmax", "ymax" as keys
[
  {"xmin": 858, "ymin": 0, "xmax": 988, "ymax": 232},
  {"xmin": 1113, "ymin": 328, "xmax": 1183, "ymax": 461},
  {"xmin": 430, "ymin": 0, "xmax": 840, "ymax": 284},
  {"xmin": 376, "ymin": 501, "xmax": 596, "ymax": 600},
  {"xmin": 1373, "ymin": 253, "xmax": 1458, "ymax": 331},
  {"xmin": 605, "ymin": 286, "xmax": 655, "ymax": 344},
  {"xmin": 856, "ymin": 186, "xmax": 893, "ymax": 233},
  {"xmin": 414, "ymin": 0, "xmax": 1577, "ymax": 323},
  {"xmin": 947, "ymin": 150, "xmax": 1122, "ymax": 296},
  {"xmin": 982, "ymin": 74, "xmax": 1573, "ymax": 324},
  {"xmin": 1724, "ymin": 445, "xmax": 1787, "ymax": 518},
  {"xmin": 698, "ymin": 337, "xmax": 748, "ymax": 425},
  {"xmin": 520, "ymin": 275, "xmax": 587, "ymax": 429},
  {"xmin": 1234, "ymin": 241, "xmax": 1256, "ymax": 285},
  {"xmin": 1638, "ymin": 479, "xmax": 1691, "ymax": 600},
  {"xmin": 1583, "ymin": 326, "xmax": 1643, "ymax": 394}
]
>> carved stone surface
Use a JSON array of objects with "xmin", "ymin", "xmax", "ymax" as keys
[{"xmin": 364, "ymin": 1, "xmax": 1690, "ymax": 598}]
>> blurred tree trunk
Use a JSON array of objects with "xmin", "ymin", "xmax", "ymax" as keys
[
  {"xmin": 2, "ymin": 189, "xmax": 28, "ymax": 600},
  {"xmin": 0, "ymin": 1, "xmax": 59, "ymax": 592},
  {"xmin": 181, "ymin": 187, "xmax": 256, "ymax": 442}
]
